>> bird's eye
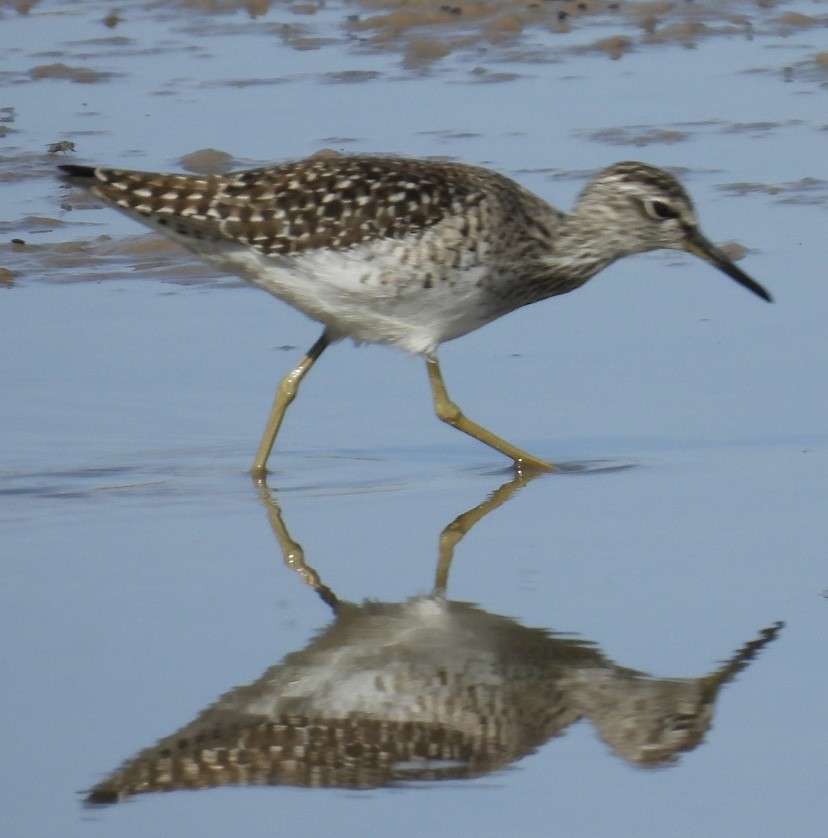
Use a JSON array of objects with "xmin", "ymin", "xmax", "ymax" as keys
[{"xmin": 645, "ymin": 199, "xmax": 680, "ymax": 220}]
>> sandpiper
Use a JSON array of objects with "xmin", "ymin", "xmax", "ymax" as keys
[{"xmin": 59, "ymin": 154, "xmax": 771, "ymax": 478}]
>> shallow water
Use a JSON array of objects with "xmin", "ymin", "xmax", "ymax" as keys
[{"xmin": 1, "ymin": 1, "xmax": 827, "ymax": 836}]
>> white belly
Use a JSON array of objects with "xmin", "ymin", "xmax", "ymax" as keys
[{"xmin": 195, "ymin": 237, "xmax": 495, "ymax": 355}]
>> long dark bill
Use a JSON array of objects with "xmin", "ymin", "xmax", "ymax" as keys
[{"xmin": 684, "ymin": 228, "xmax": 772, "ymax": 303}]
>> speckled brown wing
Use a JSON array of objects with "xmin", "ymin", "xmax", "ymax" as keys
[{"xmin": 59, "ymin": 156, "xmax": 492, "ymax": 257}]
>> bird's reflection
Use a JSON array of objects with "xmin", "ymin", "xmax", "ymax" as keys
[{"xmin": 86, "ymin": 474, "xmax": 781, "ymax": 804}]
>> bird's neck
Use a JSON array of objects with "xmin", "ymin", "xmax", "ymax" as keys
[{"xmin": 535, "ymin": 211, "xmax": 625, "ymax": 289}]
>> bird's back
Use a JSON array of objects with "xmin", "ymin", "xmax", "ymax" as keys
[{"xmin": 61, "ymin": 154, "xmax": 534, "ymax": 255}]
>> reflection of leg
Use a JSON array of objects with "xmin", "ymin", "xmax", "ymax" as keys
[
  {"xmin": 434, "ymin": 470, "xmax": 539, "ymax": 595},
  {"xmin": 425, "ymin": 353, "xmax": 558, "ymax": 472},
  {"xmin": 258, "ymin": 466, "xmax": 541, "ymax": 604},
  {"xmin": 257, "ymin": 481, "xmax": 339, "ymax": 612},
  {"xmin": 251, "ymin": 330, "xmax": 331, "ymax": 482}
]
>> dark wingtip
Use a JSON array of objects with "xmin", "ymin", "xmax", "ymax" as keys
[{"xmin": 58, "ymin": 163, "xmax": 95, "ymax": 179}]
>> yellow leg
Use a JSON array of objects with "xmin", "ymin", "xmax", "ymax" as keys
[
  {"xmin": 425, "ymin": 353, "xmax": 558, "ymax": 472},
  {"xmin": 250, "ymin": 330, "xmax": 330, "ymax": 482}
]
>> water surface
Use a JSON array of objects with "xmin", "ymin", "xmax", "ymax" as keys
[{"xmin": 1, "ymin": 2, "xmax": 826, "ymax": 836}]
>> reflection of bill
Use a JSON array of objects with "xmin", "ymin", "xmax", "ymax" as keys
[{"xmin": 86, "ymin": 475, "xmax": 782, "ymax": 804}]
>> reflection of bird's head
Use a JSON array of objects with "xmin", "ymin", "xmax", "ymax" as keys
[{"xmin": 575, "ymin": 671, "xmax": 716, "ymax": 766}]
